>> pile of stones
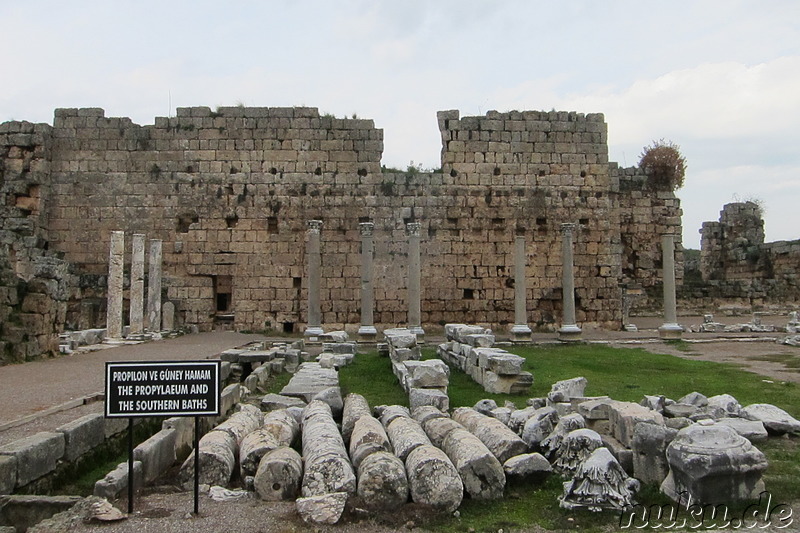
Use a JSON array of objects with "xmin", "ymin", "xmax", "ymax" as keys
[
  {"xmin": 221, "ymin": 339, "xmax": 307, "ymax": 376},
  {"xmin": 169, "ymin": 371, "xmax": 799, "ymax": 523},
  {"xmin": 317, "ymin": 331, "xmax": 357, "ymax": 369},
  {"xmin": 381, "ymin": 328, "xmax": 450, "ymax": 411},
  {"xmin": 437, "ymin": 324, "xmax": 533, "ymax": 394}
]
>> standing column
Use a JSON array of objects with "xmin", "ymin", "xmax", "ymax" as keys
[
  {"xmin": 357, "ymin": 222, "xmax": 377, "ymax": 341},
  {"xmin": 406, "ymin": 222, "xmax": 425, "ymax": 337},
  {"xmin": 147, "ymin": 239, "xmax": 163, "ymax": 333},
  {"xmin": 129, "ymin": 234, "xmax": 145, "ymax": 336},
  {"xmin": 659, "ymin": 234, "xmax": 683, "ymax": 339},
  {"xmin": 106, "ymin": 231, "xmax": 124, "ymax": 340},
  {"xmin": 558, "ymin": 223, "xmax": 582, "ymax": 341},
  {"xmin": 511, "ymin": 235, "xmax": 532, "ymax": 341},
  {"xmin": 304, "ymin": 220, "xmax": 324, "ymax": 337}
]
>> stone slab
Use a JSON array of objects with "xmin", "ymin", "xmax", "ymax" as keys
[{"xmin": 0, "ymin": 432, "xmax": 65, "ymax": 487}]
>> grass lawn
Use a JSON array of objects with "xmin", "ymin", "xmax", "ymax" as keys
[{"xmin": 337, "ymin": 343, "xmax": 800, "ymax": 532}]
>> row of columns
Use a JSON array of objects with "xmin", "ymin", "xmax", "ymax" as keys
[
  {"xmin": 304, "ymin": 220, "xmax": 681, "ymax": 341},
  {"xmin": 106, "ymin": 231, "xmax": 164, "ymax": 340}
]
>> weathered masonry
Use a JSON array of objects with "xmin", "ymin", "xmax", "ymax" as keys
[
  {"xmin": 691, "ymin": 201, "xmax": 800, "ymax": 306},
  {"xmin": 0, "ymin": 106, "xmax": 682, "ymax": 357}
]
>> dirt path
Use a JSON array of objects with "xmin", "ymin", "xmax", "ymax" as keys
[
  {"xmin": 0, "ymin": 332, "xmax": 265, "ymax": 444},
  {"xmin": 614, "ymin": 337, "xmax": 800, "ymax": 384}
]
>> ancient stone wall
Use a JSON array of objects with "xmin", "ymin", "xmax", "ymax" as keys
[
  {"xmin": 695, "ymin": 202, "xmax": 800, "ymax": 305},
  {"xmin": 0, "ymin": 121, "xmax": 71, "ymax": 363},
  {"xmin": 0, "ymin": 106, "xmax": 683, "ymax": 346}
]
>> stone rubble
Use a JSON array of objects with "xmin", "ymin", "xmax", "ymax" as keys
[
  {"xmin": 384, "ymin": 328, "xmax": 450, "ymax": 411},
  {"xmin": 73, "ymin": 354, "xmax": 799, "ymax": 522}
]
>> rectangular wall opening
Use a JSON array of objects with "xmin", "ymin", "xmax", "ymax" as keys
[{"xmin": 213, "ymin": 275, "xmax": 233, "ymax": 313}]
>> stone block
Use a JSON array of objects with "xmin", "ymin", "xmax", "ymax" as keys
[
  {"xmin": 0, "ymin": 495, "xmax": 82, "ymax": 533},
  {"xmin": 741, "ymin": 403, "xmax": 800, "ymax": 435},
  {"xmin": 578, "ymin": 398, "xmax": 618, "ymax": 420},
  {"xmin": 462, "ymin": 334, "xmax": 495, "ymax": 348},
  {"xmin": 403, "ymin": 359, "xmax": 449, "ymax": 388},
  {"xmin": 409, "ymin": 388, "xmax": 449, "ymax": 412},
  {"xmin": 600, "ymin": 433, "xmax": 634, "ymax": 476},
  {"xmin": 260, "ymin": 394, "xmax": 307, "ymax": 412},
  {"xmin": 219, "ymin": 349, "xmax": 245, "ymax": 362},
  {"xmin": 162, "ymin": 417, "xmax": 195, "ymax": 459},
  {"xmin": 93, "ymin": 460, "xmax": 143, "ymax": 500},
  {"xmin": 716, "ymin": 418, "xmax": 768, "ymax": 442},
  {"xmin": 0, "ymin": 432, "xmax": 65, "ymax": 487},
  {"xmin": 56, "ymin": 413, "xmax": 105, "ymax": 461},
  {"xmin": 133, "ymin": 428, "xmax": 177, "ymax": 483},
  {"xmin": 103, "ymin": 416, "xmax": 129, "ymax": 438},
  {"xmin": 486, "ymin": 353, "xmax": 524, "ymax": 375},
  {"xmin": 220, "ymin": 383, "xmax": 243, "ymax": 415},
  {"xmin": 322, "ymin": 342, "xmax": 357, "ymax": 354},
  {"xmin": 607, "ymin": 401, "xmax": 665, "ymax": 447},
  {"xmin": 0, "ymin": 455, "xmax": 15, "ymax": 495},
  {"xmin": 547, "ymin": 376, "xmax": 587, "ymax": 402}
]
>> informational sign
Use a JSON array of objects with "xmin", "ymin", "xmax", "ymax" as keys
[{"xmin": 105, "ymin": 360, "xmax": 221, "ymax": 418}]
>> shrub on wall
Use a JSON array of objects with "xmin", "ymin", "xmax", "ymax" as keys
[{"xmin": 638, "ymin": 139, "xmax": 687, "ymax": 191}]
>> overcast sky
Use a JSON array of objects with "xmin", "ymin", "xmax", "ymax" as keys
[{"xmin": 2, "ymin": 1, "xmax": 798, "ymax": 248}]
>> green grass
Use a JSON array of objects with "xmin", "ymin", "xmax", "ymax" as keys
[
  {"xmin": 746, "ymin": 352, "xmax": 800, "ymax": 371},
  {"xmin": 334, "ymin": 343, "xmax": 800, "ymax": 532},
  {"xmin": 338, "ymin": 351, "xmax": 408, "ymax": 406},
  {"xmin": 509, "ymin": 344, "xmax": 800, "ymax": 408}
]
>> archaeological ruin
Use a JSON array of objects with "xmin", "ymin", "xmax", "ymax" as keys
[
  {"xmin": 1, "ymin": 105, "xmax": 690, "ymax": 362},
  {"xmin": 2, "ymin": 104, "xmax": 797, "ymax": 362}
]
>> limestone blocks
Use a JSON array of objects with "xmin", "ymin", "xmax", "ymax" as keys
[
  {"xmin": 438, "ymin": 324, "xmax": 532, "ymax": 394},
  {"xmin": 385, "ymin": 328, "xmax": 450, "ymax": 411}
]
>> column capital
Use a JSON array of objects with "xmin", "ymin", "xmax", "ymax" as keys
[
  {"xmin": 405, "ymin": 222, "xmax": 421, "ymax": 237},
  {"xmin": 359, "ymin": 222, "xmax": 374, "ymax": 237},
  {"xmin": 560, "ymin": 222, "xmax": 577, "ymax": 236},
  {"xmin": 307, "ymin": 219, "xmax": 323, "ymax": 233}
]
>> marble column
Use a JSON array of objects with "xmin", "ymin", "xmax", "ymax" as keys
[
  {"xmin": 106, "ymin": 231, "xmax": 124, "ymax": 340},
  {"xmin": 558, "ymin": 223, "xmax": 582, "ymax": 341},
  {"xmin": 511, "ymin": 235, "xmax": 532, "ymax": 341},
  {"xmin": 304, "ymin": 220, "xmax": 324, "ymax": 337},
  {"xmin": 147, "ymin": 239, "xmax": 163, "ymax": 332},
  {"xmin": 357, "ymin": 222, "xmax": 377, "ymax": 341},
  {"xmin": 406, "ymin": 222, "xmax": 425, "ymax": 337},
  {"xmin": 129, "ymin": 234, "xmax": 145, "ymax": 336},
  {"xmin": 659, "ymin": 234, "xmax": 683, "ymax": 339}
]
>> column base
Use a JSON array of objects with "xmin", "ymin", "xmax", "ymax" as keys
[
  {"xmin": 658, "ymin": 323, "xmax": 683, "ymax": 340},
  {"xmin": 510, "ymin": 324, "xmax": 532, "ymax": 342},
  {"xmin": 304, "ymin": 326, "xmax": 324, "ymax": 340},
  {"xmin": 558, "ymin": 324, "xmax": 583, "ymax": 342},
  {"xmin": 357, "ymin": 325, "xmax": 378, "ymax": 342},
  {"xmin": 409, "ymin": 325, "xmax": 425, "ymax": 343}
]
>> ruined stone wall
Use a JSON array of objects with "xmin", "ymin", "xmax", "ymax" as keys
[
  {"xmin": 0, "ymin": 121, "xmax": 71, "ymax": 363},
  {"xmin": 0, "ymin": 106, "xmax": 683, "ymax": 342},
  {"xmin": 696, "ymin": 202, "xmax": 800, "ymax": 304},
  {"xmin": 613, "ymin": 167, "xmax": 684, "ymax": 313}
]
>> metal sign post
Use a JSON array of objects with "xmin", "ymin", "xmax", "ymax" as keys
[{"xmin": 105, "ymin": 360, "xmax": 221, "ymax": 514}]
